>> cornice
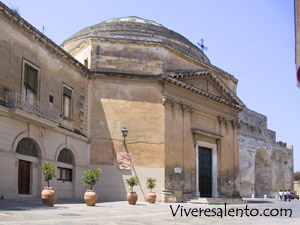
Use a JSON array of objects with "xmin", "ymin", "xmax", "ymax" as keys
[
  {"xmin": 0, "ymin": 2, "xmax": 89, "ymax": 77},
  {"xmin": 165, "ymin": 76, "xmax": 244, "ymax": 110},
  {"xmin": 168, "ymin": 70, "xmax": 244, "ymax": 107}
]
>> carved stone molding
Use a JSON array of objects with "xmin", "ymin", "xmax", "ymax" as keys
[
  {"xmin": 231, "ymin": 120, "xmax": 241, "ymax": 129},
  {"xmin": 181, "ymin": 104, "xmax": 193, "ymax": 113},
  {"xmin": 161, "ymin": 96, "xmax": 194, "ymax": 112},
  {"xmin": 161, "ymin": 96, "xmax": 174, "ymax": 107},
  {"xmin": 218, "ymin": 116, "xmax": 226, "ymax": 125}
]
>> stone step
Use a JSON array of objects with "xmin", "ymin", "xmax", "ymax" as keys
[{"xmin": 188, "ymin": 197, "xmax": 246, "ymax": 205}]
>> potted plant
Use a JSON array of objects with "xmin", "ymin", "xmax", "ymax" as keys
[
  {"xmin": 146, "ymin": 178, "xmax": 157, "ymax": 203},
  {"xmin": 82, "ymin": 168, "xmax": 102, "ymax": 206},
  {"xmin": 126, "ymin": 176, "xmax": 138, "ymax": 205},
  {"xmin": 41, "ymin": 162, "xmax": 56, "ymax": 207}
]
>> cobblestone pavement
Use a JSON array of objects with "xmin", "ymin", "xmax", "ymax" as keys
[{"xmin": 0, "ymin": 198, "xmax": 299, "ymax": 224}]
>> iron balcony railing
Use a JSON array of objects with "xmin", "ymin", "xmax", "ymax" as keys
[{"xmin": 6, "ymin": 91, "xmax": 60, "ymax": 123}]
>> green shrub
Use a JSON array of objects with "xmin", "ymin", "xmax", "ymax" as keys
[
  {"xmin": 41, "ymin": 162, "xmax": 56, "ymax": 187},
  {"xmin": 294, "ymin": 171, "xmax": 300, "ymax": 182},
  {"xmin": 146, "ymin": 178, "xmax": 156, "ymax": 192},
  {"xmin": 126, "ymin": 177, "xmax": 138, "ymax": 192},
  {"xmin": 278, "ymin": 141, "xmax": 287, "ymax": 147},
  {"xmin": 82, "ymin": 168, "xmax": 102, "ymax": 190}
]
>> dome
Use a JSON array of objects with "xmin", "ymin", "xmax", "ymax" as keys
[
  {"xmin": 62, "ymin": 16, "xmax": 210, "ymax": 64},
  {"xmin": 104, "ymin": 16, "xmax": 164, "ymax": 27}
]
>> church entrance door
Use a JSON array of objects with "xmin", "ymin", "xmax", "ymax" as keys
[{"xmin": 198, "ymin": 147, "xmax": 212, "ymax": 197}]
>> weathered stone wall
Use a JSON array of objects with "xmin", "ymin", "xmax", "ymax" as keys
[
  {"xmin": 88, "ymin": 40, "xmax": 208, "ymax": 76},
  {"xmin": 0, "ymin": 10, "xmax": 89, "ymax": 135},
  {"xmin": 74, "ymin": 39, "xmax": 238, "ymax": 94},
  {"xmin": 239, "ymin": 109, "xmax": 293, "ymax": 197},
  {"xmin": 88, "ymin": 76, "xmax": 165, "ymax": 201}
]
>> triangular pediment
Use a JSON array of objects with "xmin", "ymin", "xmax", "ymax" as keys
[
  {"xmin": 178, "ymin": 76, "xmax": 230, "ymax": 101},
  {"xmin": 166, "ymin": 70, "xmax": 245, "ymax": 109}
]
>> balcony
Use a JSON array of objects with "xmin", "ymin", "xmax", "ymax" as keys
[{"xmin": 6, "ymin": 91, "xmax": 59, "ymax": 123}]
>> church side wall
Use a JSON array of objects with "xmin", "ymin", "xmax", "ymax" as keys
[{"xmin": 88, "ymin": 77, "xmax": 165, "ymax": 202}]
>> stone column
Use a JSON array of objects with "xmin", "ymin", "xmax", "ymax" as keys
[
  {"xmin": 161, "ymin": 96, "xmax": 176, "ymax": 202},
  {"xmin": 182, "ymin": 104, "xmax": 193, "ymax": 200},
  {"xmin": 231, "ymin": 120, "xmax": 241, "ymax": 197},
  {"xmin": 217, "ymin": 116, "xmax": 226, "ymax": 196}
]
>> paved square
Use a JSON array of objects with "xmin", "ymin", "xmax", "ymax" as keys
[{"xmin": 0, "ymin": 198, "xmax": 299, "ymax": 224}]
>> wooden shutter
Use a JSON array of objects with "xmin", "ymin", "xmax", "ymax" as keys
[
  {"xmin": 63, "ymin": 87, "xmax": 72, "ymax": 98},
  {"xmin": 24, "ymin": 64, "xmax": 37, "ymax": 93}
]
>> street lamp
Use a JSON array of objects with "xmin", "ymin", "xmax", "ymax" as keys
[{"xmin": 122, "ymin": 127, "xmax": 128, "ymax": 144}]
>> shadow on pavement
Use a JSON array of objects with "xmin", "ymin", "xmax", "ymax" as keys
[
  {"xmin": 245, "ymin": 200, "xmax": 274, "ymax": 204},
  {"xmin": 0, "ymin": 199, "xmax": 85, "ymax": 211}
]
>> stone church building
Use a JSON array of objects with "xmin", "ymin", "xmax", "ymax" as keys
[{"xmin": 0, "ymin": 2, "xmax": 293, "ymax": 202}]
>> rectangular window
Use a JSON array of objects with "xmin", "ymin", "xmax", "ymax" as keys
[
  {"xmin": 57, "ymin": 167, "xmax": 72, "ymax": 182},
  {"xmin": 62, "ymin": 86, "xmax": 72, "ymax": 118},
  {"xmin": 23, "ymin": 63, "xmax": 38, "ymax": 104}
]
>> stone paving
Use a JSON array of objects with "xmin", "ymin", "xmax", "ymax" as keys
[{"xmin": 0, "ymin": 198, "xmax": 299, "ymax": 224}]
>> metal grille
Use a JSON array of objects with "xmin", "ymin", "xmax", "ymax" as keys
[
  {"xmin": 58, "ymin": 148, "xmax": 73, "ymax": 165},
  {"xmin": 16, "ymin": 138, "xmax": 39, "ymax": 158},
  {"xmin": 6, "ymin": 91, "xmax": 59, "ymax": 123}
]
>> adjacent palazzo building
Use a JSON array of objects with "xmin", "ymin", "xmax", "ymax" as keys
[{"xmin": 0, "ymin": 2, "xmax": 293, "ymax": 202}]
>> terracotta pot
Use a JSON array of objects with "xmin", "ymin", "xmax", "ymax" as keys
[
  {"xmin": 127, "ymin": 192, "xmax": 138, "ymax": 205},
  {"xmin": 41, "ymin": 187, "xmax": 56, "ymax": 207},
  {"xmin": 147, "ymin": 192, "xmax": 156, "ymax": 204},
  {"xmin": 84, "ymin": 190, "xmax": 98, "ymax": 206}
]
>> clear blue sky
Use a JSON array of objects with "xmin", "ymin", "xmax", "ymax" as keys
[{"xmin": 2, "ymin": 0, "xmax": 300, "ymax": 171}]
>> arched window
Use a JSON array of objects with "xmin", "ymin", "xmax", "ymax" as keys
[
  {"xmin": 16, "ymin": 138, "xmax": 39, "ymax": 158},
  {"xmin": 57, "ymin": 148, "xmax": 73, "ymax": 182},
  {"xmin": 58, "ymin": 148, "xmax": 73, "ymax": 165}
]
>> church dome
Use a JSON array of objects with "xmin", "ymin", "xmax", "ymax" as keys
[{"xmin": 62, "ymin": 16, "xmax": 210, "ymax": 64}]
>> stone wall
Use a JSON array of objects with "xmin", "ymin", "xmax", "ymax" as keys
[
  {"xmin": 88, "ymin": 75, "xmax": 165, "ymax": 201},
  {"xmin": 0, "ymin": 109, "xmax": 88, "ymax": 199},
  {"xmin": 0, "ymin": 5, "xmax": 89, "ymax": 199},
  {"xmin": 239, "ymin": 108, "xmax": 293, "ymax": 197},
  {"xmin": 0, "ymin": 7, "xmax": 89, "ymax": 135}
]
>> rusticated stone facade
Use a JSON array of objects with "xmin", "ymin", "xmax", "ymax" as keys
[{"xmin": 239, "ymin": 109, "xmax": 294, "ymax": 197}]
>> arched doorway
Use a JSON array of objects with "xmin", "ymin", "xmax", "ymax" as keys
[
  {"xmin": 16, "ymin": 138, "xmax": 40, "ymax": 195},
  {"xmin": 255, "ymin": 148, "xmax": 271, "ymax": 197}
]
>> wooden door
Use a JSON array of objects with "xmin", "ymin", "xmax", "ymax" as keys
[
  {"xmin": 18, "ymin": 160, "xmax": 31, "ymax": 194},
  {"xmin": 198, "ymin": 147, "xmax": 212, "ymax": 197}
]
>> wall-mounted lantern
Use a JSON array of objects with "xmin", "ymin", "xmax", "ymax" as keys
[{"xmin": 122, "ymin": 127, "xmax": 128, "ymax": 144}]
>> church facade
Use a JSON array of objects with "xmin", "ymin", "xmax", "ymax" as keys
[{"xmin": 0, "ymin": 2, "xmax": 293, "ymax": 202}]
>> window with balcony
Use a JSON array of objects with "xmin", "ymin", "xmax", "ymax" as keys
[{"xmin": 23, "ymin": 62, "xmax": 38, "ymax": 104}]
